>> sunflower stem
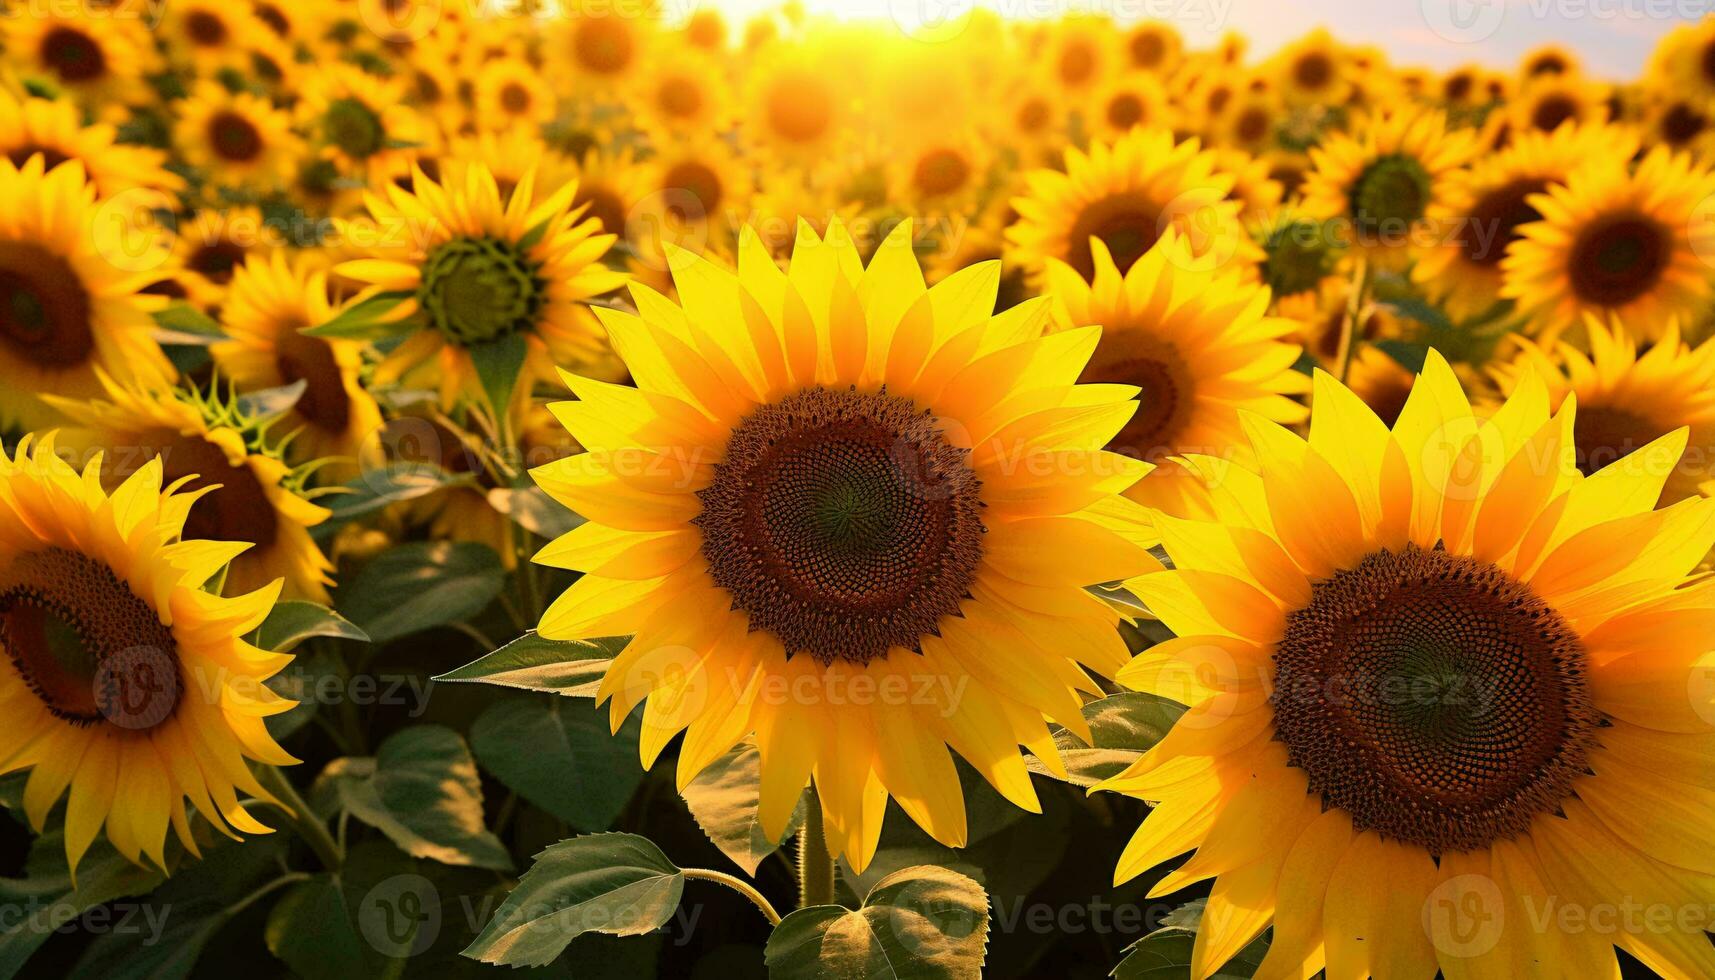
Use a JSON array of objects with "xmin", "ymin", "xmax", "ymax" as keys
[
  {"xmin": 1335, "ymin": 254, "xmax": 1370, "ymax": 384},
  {"xmin": 683, "ymin": 868, "xmax": 783, "ymax": 926},
  {"xmin": 796, "ymin": 788, "xmax": 836, "ymax": 908},
  {"xmin": 255, "ymin": 764, "xmax": 344, "ymax": 871}
]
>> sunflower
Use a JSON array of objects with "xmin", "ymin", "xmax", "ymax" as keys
[
  {"xmin": 1104, "ymin": 351, "xmax": 1715, "ymax": 980},
  {"xmin": 1522, "ymin": 44, "xmax": 1580, "ymax": 79},
  {"xmin": 337, "ymin": 163, "xmax": 626, "ymax": 415},
  {"xmin": 473, "ymin": 56, "xmax": 556, "ymax": 133},
  {"xmin": 232, "ymin": 18, "xmax": 303, "ymax": 95},
  {"xmin": 160, "ymin": 0, "xmax": 258, "ymax": 75},
  {"xmin": 994, "ymin": 69, "xmax": 1070, "ymax": 166},
  {"xmin": 1300, "ymin": 106, "xmax": 1476, "ymax": 269},
  {"xmin": 1648, "ymin": 18, "xmax": 1715, "ymax": 111},
  {"xmin": 1343, "ymin": 343, "xmax": 1418, "ymax": 427},
  {"xmin": 1270, "ymin": 29, "xmax": 1351, "ymax": 106},
  {"xmin": 173, "ymin": 81, "xmax": 300, "ymax": 193},
  {"xmin": 1415, "ymin": 122, "xmax": 1638, "ymax": 322},
  {"xmin": 744, "ymin": 39, "xmax": 850, "ymax": 163},
  {"xmin": 1007, "ymin": 128, "xmax": 1256, "ymax": 287},
  {"xmin": 569, "ymin": 145, "xmax": 656, "ymax": 254},
  {"xmin": 0, "ymin": 158, "xmax": 171, "ymax": 434},
  {"xmin": 0, "ymin": 90, "xmax": 182, "ymax": 203},
  {"xmin": 48, "ymin": 378, "xmax": 335, "ymax": 603},
  {"xmin": 0, "ymin": 11, "xmax": 159, "ymax": 111},
  {"xmin": 0, "ymin": 437, "xmax": 296, "ymax": 873},
  {"xmin": 1501, "ymin": 146, "xmax": 1715, "ymax": 343},
  {"xmin": 1122, "ymin": 20, "xmax": 1182, "ymax": 74},
  {"xmin": 1492, "ymin": 317, "xmax": 1715, "ymax": 505},
  {"xmin": 626, "ymin": 136, "xmax": 752, "ymax": 291},
  {"xmin": 1045, "ymin": 15, "xmax": 1115, "ymax": 97},
  {"xmin": 1509, "ymin": 74, "xmax": 1609, "ymax": 137},
  {"xmin": 397, "ymin": 35, "xmax": 468, "ymax": 138},
  {"xmin": 1206, "ymin": 88, "xmax": 1283, "ymax": 156},
  {"xmin": 210, "ymin": 254, "xmax": 384, "ymax": 481},
  {"xmin": 164, "ymin": 207, "xmax": 283, "ymax": 311},
  {"xmin": 1045, "ymin": 230, "xmax": 1307, "ymax": 517},
  {"xmin": 1090, "ymin": 71, "xmax": 1174, "ymax": 142},
  {"xmin": 633, "ymin": 52, "xmax": 731, "ymax": 137},
  {"xmin": 531, "ymin": 220, "xmax": 1157, "ymax": 871},
  {"xmin": 299, "ymin": 65, "xmax": 428, "ymax": 186},
  {"xmin": 548, "ymin": 5, "xmax": 654, "ymax": 94},
  {"xmin": 1642, "ymin": 96, "xmax": 1715, "ymax": 156},
  {"xmin": 888, "ymin": 132, "xmax": 990, "ymax": 216},
  {"xmin": 682, "ymin": 8, "xmax": 729, "ymax": 52}
]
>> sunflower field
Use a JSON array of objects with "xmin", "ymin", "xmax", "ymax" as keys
[{"xmin": 3, "ymin": 1, "xmax": 1715, "ymax": 977}]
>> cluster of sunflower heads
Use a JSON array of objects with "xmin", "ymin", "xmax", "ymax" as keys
[{"xmin": 3, "ymin": 2, "xmax": 1715, "ymax": 978}]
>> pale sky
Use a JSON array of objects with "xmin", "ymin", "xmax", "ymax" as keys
[{"xmin": 690, "ymin": 0, "xmax": 1704, "ymax": 79}]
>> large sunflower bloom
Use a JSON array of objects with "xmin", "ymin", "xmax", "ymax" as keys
[
  {"xmin": 1045, "ymin": 232, "xmax": 1308, "ymax": 517},
  {"xmin": 1493, "ymin": 316, "xmax": 1715, "ymax": 505},
  {"xmin": 337, "ymin": 164, "xmax": 626, "ymax": 414},
  {"xmin": 0, "ymin": 437, "xmax": 295, "ymax": 873},
  {"xmin": 0, "ymin": 158, "xmax": 171, "ymax": 434},
  {"xmin": 1105, "ymin": 352, "xmax": 1715, "ymax": 979},
  {"xmin": 531, "ymin": 221, "xmax": 1158, "ymax": 871},
  {"xmin": 1007, "ymin": 128, "xmax": 1256, "ymax": 287},
  {"xmin": 1501, "ymin": 146, "xmax": 1715, "ymax": 344},
  {"xmin": 47, "ymin": 379, "xmax": 335, "ymax": 603},
  {"xmin": 172, "ymin": 81, "xmax": 300, "ymax": 193}
]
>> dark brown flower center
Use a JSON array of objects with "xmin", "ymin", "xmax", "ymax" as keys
[
  {"xmin": 1, "ymin": 548, "xmax": 181, "ymax": 730},
  {"xmin": 1572, "ymin": 403, "xmax": 1664, "ymax": 477},
  {"xmin": 275, "ymin": 326, "xmax": 352, "ymax": 434},
  {"xmin": 695, "ymin": 387, "xmax": 986, "ymax": 666},
  {"xmin": 576, "ymin": 185, "xmax": 628, "ymax": 238},
  {"xmin": 913, "ymin": 148, "xmax": 971, "ymax": 198},
  {"xmin": 1461, "ymin": 178, "xmax": 1550, "ymax": 266},
  {"xmin": 662, "ymin": 161, "xmax": 722, "ymax": 222},
  {"xmin": 1662, "ymin": 103, "xmax": 1707, "ymax": 145},
  {"xmin": 6, "ymin": 145, "xmax": 71, "ymax": 171},
  {"xmin": 1129, "ymin": 32, "xmax": 1166, "ymax": 69},
  {"xmin": 1567, "ymin": 213, "xmax": 1669, "ymax": 307},
  {"xmin": 1294, "ymin": 51, "xmax": 1334, "ymax": 90},
  {"xmin": 1235, "ymin": 107, "xmax": 1270, "ymax": 144},
  {"xmin": 1066, "ymin": 193, "xmax": 1163, "ymax": 280},
  {"xmin": 0, "ymin": 240, "xmax": 94, "ymax": 369},
  {"xmin": 1059, "ymin": 41, "xmax": 1097, "ymax": 86},
  {"xmin": 40, "ymin": 27, "xmax": 105, "ymax": 83},
  {"xmin": 147, "ymin": 437, "xmax": 281, "ymax": 547},
  {"xmin": 1272, "ymin": 546, "xmax": 1599, "ymax": 855},
  {"xmin": 1106, "ymin": 92, "xmax": 1146, "ymax": 131},
  {"xmin": 191, "ymin": 240, "xmax": 248, "ymax": 284},
  {"xmin": 1081, "ymin": 340, "xmax": 1193, "ymax": 463},
  {"xmin": 209, "ymin": 111, "xmax": 264, "ymax": 162},
  {"xmin": 499, "ymin": 82, "xmax": 531, "ymax": 114},
  {"xmin": 1530, "ymin": 94, "xmax": 1578, "ymax": 133},
  {"xmin": 184, "ymin": 10, "xmax": 228, "ymax": 47}
]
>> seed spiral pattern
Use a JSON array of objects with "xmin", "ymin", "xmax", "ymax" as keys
[
  {"xmin": 1271, "ymin": 545, "xmax": 1599, "ymax": 854},
  {"xmin": 695, "ymin": 386, "xmax": 985, "ymax": 666}
]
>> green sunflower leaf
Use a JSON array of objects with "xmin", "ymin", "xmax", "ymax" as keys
[
  {"xmin": 434, "ymin": 633, "xmax": 622, "ymax": 697},
  {"xmin": 1025, "ymin": 692, "xmax": 1184, "ymax": 788},
  {"xmin": 312, "ymin": 464, "xmax": 474, "ymax": 538},
  {"xmin": 681, "ymin": 738, "xmax": 805, "ymax": 876},
  {"xmin": 467, "ymin": 330, "xmax": 529, "ymax": 418},
  {"xmin": 1111, "ymin": 898, "xmax": 1268, "ymax": 979},
  {"xmin": 0, "ymin": 833, "xmax": 167, "ymax": 979},
  {"xmin": 257, "ymin": 600, "xmax": 369, "ymax": 653},
  {"xmin": 337, "ymin": 541, "xmax": 504, "ymax": 645},
  {"xmin": 470, "ymin": 696, "xmax": 644, "ymax": 832},
  {"xmin": 461, "ymin": 833, "xmax": 685, "ymax": 968},
  {"xmin": 488, "ymin": 484, "xmax": 584, "ymax": 539},
  {"xmin": 151, "ymin": 302, "xmax": 224, "ymax": 344},
  {"xmin": 300, "ymin": 290, "xmax": 416, "ymax": 340},
  {"xmin": 764, "ymin": 865, "xmax": 989, "ymax": 980},
  {"xmin": 320, "ymin": 726, "xmax": 512, "ymax": 871}
]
